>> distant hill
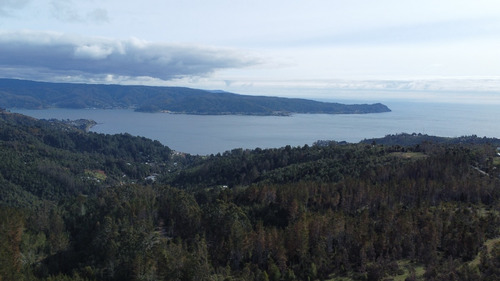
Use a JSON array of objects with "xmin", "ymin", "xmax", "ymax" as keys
[
  {"xmin": 0, "ymin": 78, "xmax": 391, "ymax": 115},
  {"xmin": 360, "ymin": 133, "xmax": 500, "ymax": 146}
]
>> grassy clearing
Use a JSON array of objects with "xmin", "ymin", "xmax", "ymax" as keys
[
  {"xmin": 326, "ymin": 260, "xmax": 425, "ymax": 281},
  {"xmin": 388, "ymin": 260, "xmax": 425, "ymax": 281},
  {"xmin": 326, "ymin": 277, "xmax": 353, "ymax": 281},
  {"xmin": 84, "ymin": 169, "xmax": 107, "ymax": 181},
  {"xmin": 469, "ymin": 237, "xmax": 500, "ymax": 267},
  {"xmin": 389, "ymin": 152, "xmax": 428, "ymax": 160},
  {"xmin": 493, "ymin": 157, "xmax": 500, "ymax": 166}
]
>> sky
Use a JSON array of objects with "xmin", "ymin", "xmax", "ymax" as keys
[{"xmin": 1, "ymin": 0, "xmax": 500, "ymax": 102}]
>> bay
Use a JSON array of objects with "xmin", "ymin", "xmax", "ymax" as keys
[{"xmin": 11, "ymin": 101, "xmax": 500, "ymax": 155}]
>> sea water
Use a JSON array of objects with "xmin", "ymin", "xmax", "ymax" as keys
[{"xmin": 11, "ymin": 101, "xmax": 500, "ymax": 155}]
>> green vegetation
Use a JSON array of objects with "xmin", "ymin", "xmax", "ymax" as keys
[
  {"xmin": 388, "ymin": 152, "xmax": 428, "ymax": 159},
  {"xmin": 0, "ymin": 78, "xmax": 391, "ymax": 115},
  {"xmin": 327, "ymin": 260, "xmax": 425, "ymax": 281},
  {"xmin": 469, "ymin": 237, "xmax": 500, "ymax": 267},
  {"xmin": 1, "ymin": 109, "xmax": 500, "ymax": 280}
]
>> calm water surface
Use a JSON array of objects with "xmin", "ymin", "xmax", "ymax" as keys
[{"xmin": 12, "ymin": 102, "xmax": 500, "ymax": 155}]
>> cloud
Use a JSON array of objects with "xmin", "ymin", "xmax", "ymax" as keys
[
  {"xmin": 50, "ymin": 0, "xmax": 109, "ymax": 23},
  {"xmin": 74, "ymin": 44, "xmax": 114, "ymax": 60},
  {"xmin": 0, "ymin": 31, "xmax": 258, "ymax": 82},
  {"xmin": 50, "ymin": 0, "xmax": 82, "ymax": 22},
  {"xmin": 86, "ymin": 8, "xmax": 109, "ymax": 24},
  {"xmin": 0, "ymin": 0, "xmax": 30, "ymax": 16}
]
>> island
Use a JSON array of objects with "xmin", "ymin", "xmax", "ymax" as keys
[{"xmin": 0, "ymin": 78, "xmax": 391, "ymax": 115}]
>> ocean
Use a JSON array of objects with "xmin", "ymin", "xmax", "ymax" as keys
[{"xmin": 11, "ymin": 101, "xmax": 500, "ymax": 155}]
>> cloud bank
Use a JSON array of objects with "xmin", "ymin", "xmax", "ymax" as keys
[{"xmin": 0, "ymin": 31, "xmax": 257, "ymax": 83}]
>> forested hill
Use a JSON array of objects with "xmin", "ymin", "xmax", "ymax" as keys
[
  {"xmin": 1, "ymin": 111, "xmax": 500, "ymax": 280},
  {"xmin": 361, "ymin": 133, "xmax": 500, "ymax": 146},
  {"xmin": 0, "ymin": 110, "xmax": 179, "ymax": 205},
  {"xmin": 0, "ymin": 78, "xmax": 390, "ymax": 115}
]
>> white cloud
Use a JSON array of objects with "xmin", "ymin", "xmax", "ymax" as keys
[
  {"xmin": 74, "ymin": 45, "xmax": 114, "ymax": 60},
  {"xmin": 0, "ymin": 31, "xmax": 259, "ymax": 82}
]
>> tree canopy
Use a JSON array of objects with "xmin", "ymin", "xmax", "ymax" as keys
[{"xmin": 1, "ymin": 109, "xmax": 500, "ymax": 280}]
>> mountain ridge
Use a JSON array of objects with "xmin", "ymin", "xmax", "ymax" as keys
[{"xmin": 0, "ymin": 78, "xmax": 391, "ymax": 115}]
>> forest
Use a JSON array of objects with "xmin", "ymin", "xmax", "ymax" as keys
[
  {"xmin": 0, "ymin": 78, "xmax": 390, "ymax": 115},
  {"xmin": 1, "ymin": 109, "xmax": 500, "ymax": 281}
]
